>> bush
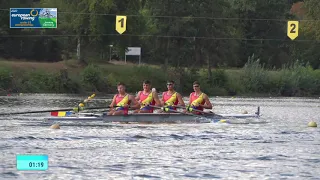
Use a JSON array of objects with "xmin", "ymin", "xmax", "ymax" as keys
[
  {"xmin": 0, "ymin": 67, "xmax": 13, "ymax": 90},
  {"xmin": 209, "ymin": 69, "xmax": 228, "ymax": 88},
  {"xmin": 241, "ymin": 54, "xmax": 270, "ymax": 93},
  {"xmin": 18, "ymin": 70, "xmax": 60, "ymax": 93},
  {"xmin": 277, "ymin": 61, "xmax": 320, "ymax": 96},
  {"xmin": 81, "ymin": 64, "xmax": 103, "ymax": 91}
]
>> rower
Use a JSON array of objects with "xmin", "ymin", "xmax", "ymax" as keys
[
  {"xmin": 108, "ymin": 82, "xmax": 140, "ymax": 115},
  {"xmin": 161, "ymin": 80, "xmax": 185, "ymax": 112},
  {"xmin": 134, "ymin": 80, "xmax": 161, "ymax": 113},
  {"xmin": 185, "ymin": 81, "xmax": 213, "ymax": 115}
]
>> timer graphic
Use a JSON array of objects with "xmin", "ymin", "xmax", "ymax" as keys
[{"xmin": 16, "ymin": 154, "xmax": 48, "ymax": 171}]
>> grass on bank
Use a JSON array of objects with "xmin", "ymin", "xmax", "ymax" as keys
[{"xmin": 0, "ymin": 57, "xmax": 319, "ymax": 97}]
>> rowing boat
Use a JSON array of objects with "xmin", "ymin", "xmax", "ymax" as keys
[{"xmin": 44, "ymin": 107, "xmax": 261, "ymax": 124}]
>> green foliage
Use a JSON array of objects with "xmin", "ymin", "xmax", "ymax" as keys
[
  {"xmin": 81, "ymin": 64, "xmax": 103, "ymax": 91},
  {"xmin": 277, "ymin": 61, "xmax": 320, "ymax": 96},
  {"xmin": 210, "ymin": 69, "xmax": 228, "ymax": 88},
  {"xmin": 178, "ymin": 68, "xmax": 201, "ymax": 94},
  {"xmin": 225, "ymin": 71, "xmax": 245, "ymax": 95},
  {"xmin": 1, "ymin": 0, "xmax": 320, "ymax": 96},
  {"xmin": 0, "ymin": 67, "xmax": 13, "ymax": 89},
  {"xmin": 1, "ymin": 61, "xmax": 319, "ymax": 96},
  {"xmin": 241, "ymin": 54, "xmax": 269, "ymax": 93},
  {"xmin": 1, "ymin": 0, "xmax": 320, "ymax": 69},
  {"xmin": 196, "ymin": 68, "xmax": 229, "ymax": 95},
  {"xmin": 18, "ymin": 70, "xmax": 60, "ymax": 93},
  {"xmin": 105, "ymin": 73, "xmax": 118, "ymax": 92}
]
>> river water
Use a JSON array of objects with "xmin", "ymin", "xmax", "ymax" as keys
[{"xmin": 0, "ymin": 94, "xmax": 319, "ymax": 180}]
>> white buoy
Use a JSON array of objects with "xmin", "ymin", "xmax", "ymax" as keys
[
  {"xmin": 242, "ymin": 110, "xmax": 248, "ymax": 114},
  {"xmin": 50, "ymin": 123, "xmax": 60, "ymax": 129}
]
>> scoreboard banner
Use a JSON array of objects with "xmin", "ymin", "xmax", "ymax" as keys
[{"xmin": 10, "ymin": 8, "xmax": 57, "ymax": 28}]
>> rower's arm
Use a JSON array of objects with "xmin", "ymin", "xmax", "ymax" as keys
[
  {"xmin": 177, "ymin": 93, "xmax": 185, "ymax": 106},
  {"xmin": 135, "ymin": 91, "xmax": 141, "ymax": 102},
  {"xmin": 130, "ymin": 95, "xmax": 140, "ymax": 109},
  {"xmin": 188, "ymin": 93, "xmax": 192, "ymax": 105},
  {"xmin": 109, "ymin": 95, "xmax": 117, "ymax": 108},
  {"xmin": 160, "ymin": 92, "xmax": 165, "ymax": 106},
  {"xmin": 153, "ymin": 92, "xmax": 161, "ymax": 106},
  {"xmin": 201, "ymin": 94, "xmax": 213, "ymax": 109}
]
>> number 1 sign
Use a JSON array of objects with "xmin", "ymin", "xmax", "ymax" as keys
[{"xmin": 116, "ymin": 15, "xmax": 127, "ymax": 34}]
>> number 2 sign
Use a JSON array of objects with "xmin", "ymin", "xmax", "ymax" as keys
[{"xmin": 287, "ymin": 21, "xmax": 299, "ymax": 40}]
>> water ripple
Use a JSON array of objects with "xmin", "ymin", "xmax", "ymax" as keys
[{"xmin": 0, "ymin": 96, "xmax": 320, "ymax": 179}]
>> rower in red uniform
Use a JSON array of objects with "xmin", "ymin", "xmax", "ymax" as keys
[
  {"xmin": 185, "ymin": 81, "xmax": 213, "ymax": 114},
  {"xmin": 108, "ymin": 82, "xmax": 139, "ymax": 115},
  {"xmin": 161, "ymin": 80, "xmax": 185, "ymax": 112},
  {"xmin": 134, "ymin": 80, "xmax": 161, "ymax": 113}
]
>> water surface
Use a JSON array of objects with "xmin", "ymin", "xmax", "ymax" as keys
[{"xmin": 0, "ymin": 94, "xmax": 319, "ymax": 179}]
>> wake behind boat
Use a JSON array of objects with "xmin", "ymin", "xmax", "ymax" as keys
[{"xmin": 44, "ymin": 106, "xmax": 261, "ymax": 124}]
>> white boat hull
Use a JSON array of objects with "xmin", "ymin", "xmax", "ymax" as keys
[{"xmin": 44, "ymin": 107, "xmax": 260, "ymax": 124}]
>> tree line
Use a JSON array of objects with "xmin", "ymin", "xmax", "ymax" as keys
[{"xmin": 0, "ymin": 0, "xmax": 319, "ymax": 70}]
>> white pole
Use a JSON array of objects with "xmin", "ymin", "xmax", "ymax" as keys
[
  {"xmin": 109, "ymin": 46, "xmax": 111, "ymax": 62},
  {"xmin": 109, "ymin": 45, "xmax": 113, "ymax": 62}
]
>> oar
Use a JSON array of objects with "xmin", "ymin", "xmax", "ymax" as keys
[
  {"xmin": 50, "ymin": 93, "xmax": 98, "ymax": 116},
  {"xmin": 0, "ymin": 106, "xmax": 109, "ymax": 116},
  {"xmin": 0, "ymin": 93, "xmax": 108, "ymax": 116},
  {"xmin": 77, "ymin": 93, "xmax": 96, "ymax": 108},
  {"xmin": 173, "ymin": 105, "xmax": 215, "ymax": 115},
  {"xmin": 147, "ymin": 105, "xmax": 223, "ymax": 123}
]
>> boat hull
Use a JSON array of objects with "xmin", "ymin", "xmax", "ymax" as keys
[{"xmin": 44, "ymin": 112, "xmax": 260, "ymax": 124}]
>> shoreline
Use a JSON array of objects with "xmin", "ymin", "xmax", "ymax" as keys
[{"xmin": 0, "ymin": 59, "xmax": 319, "ymax": 97}]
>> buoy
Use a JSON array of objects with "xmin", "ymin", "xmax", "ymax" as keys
[
  {"xmin": 308, "ymin": 121, "xmax": 317, "ymax": 127},
  {"xmin": 79, "ymin": 103, "xmax": 85, "ymax": 107},
  {"xmin": 220, "ymin": 119, "xmax": 227, "ymax": 123},
  {"xmin": 50, "ymin": 124, "xmax": 60, "ymax": 129},
  {"xmin": 242, "ymin": 110, "xmax": 248, "ymax": 114},
  {"xmin": 19, "ymin": 93, "xmax": 23, "ymax": 96}
]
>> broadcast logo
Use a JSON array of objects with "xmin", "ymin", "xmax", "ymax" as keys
[{"xmin": 10, "ymin": 8, "xmax": 57, "ymax": 28}]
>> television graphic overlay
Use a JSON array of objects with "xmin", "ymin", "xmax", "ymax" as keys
[
  {"xmin": 10, "ymin": 8, "xmax": 57, "ymax": 28},
  {"xmin": 16, "ymin": 154, "xmax": 48, "ymax": 171}
]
